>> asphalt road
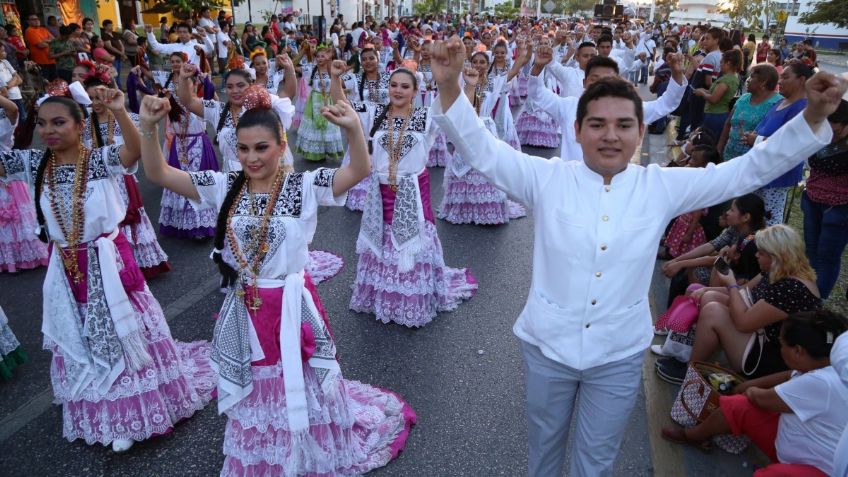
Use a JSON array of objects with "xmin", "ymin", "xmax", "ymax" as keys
[{"xmin": 2, "ymin": 59, "xmax": 845, "ymax": 476}]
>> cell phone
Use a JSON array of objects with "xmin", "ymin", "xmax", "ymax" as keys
[{"xmin": 714, "ymin": 256, "xmax": 730, "ymax": 275}]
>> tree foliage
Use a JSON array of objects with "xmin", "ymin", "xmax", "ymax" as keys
[
  {"xmin": 799, "ymin": 0, "xmax": 848, "ymax": 29},
  {"xmin": 654, "ymin": 0, "xmax": 678, "ymax": 21},
  {"xmin": 558, "ymin": 0, "xmax": 596, "ymax": 15},
  {"xmin": 413, "ymin": 0, "xmax": 445, "ymax": 16},
  {"xmin": 494, "ymin": 1, "xmax": 520, "ymax": 18},
  {"xmin": 162, "ymin": 0, "xmax": 226, "ymax": 15},
  {"xmin": 717, "ymin": 0, "xmax": 776, "ymax": 29}
]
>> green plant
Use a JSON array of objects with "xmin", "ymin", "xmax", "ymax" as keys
[{"xmin": 799, "ymin": 0, "xmax": 848, "ymax": 29}]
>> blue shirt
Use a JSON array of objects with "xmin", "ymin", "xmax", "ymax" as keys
[{"xmin": 756, "ymin": 99, "xmax": 808, "ymax": 188}]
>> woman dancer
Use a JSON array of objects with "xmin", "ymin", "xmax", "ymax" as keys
[
  {"xmin": 178, "ymin": 63, "xmax": 343, "ymax": 284},
  {"xmin": 135, "ymin": 89, "xmax": 416, "ymax": 475},
  {"xmin": 152, "ymin": 52, "xmax": 219, "ymax": 239},
  {"xmin": 0, "ymin": 89, "xmax": 214, "ymax": 453},
  {"xmin": 484, "ymin": 40, "xmax": 522, "ymax": 151},
  {"xmin": 246, "ymin": 48, "xmax": 296, "ymax": 99},
  {"xmin": 0, "ymin": 83, "xmax": 49, "ymax": 272},
  {"xmin": 293, "ymin": 44, "xmax": 345, "ymax": 162},
  {"xmin": 514, "ymin": 36, "xmax": 561, "ymax": 148},
  {"xmin": 335, "ymin": 65, "xmax": 478, "ymax": 327},
  {"xmin": 413, "ymin": 38, "xmax": 452, "ymax": 168},
  {"xmin": 81, "ymin": 75, "xmax": 171, "ymax": 278},
  {"xmin": 338, "ymin": 47, "xmax": 390, "ymax": 211},
  {"xmin": 438, "ymin": 61, "xmax": 526, "ymax": 225}
]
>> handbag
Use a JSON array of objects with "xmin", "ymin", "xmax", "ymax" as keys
[
  {"xmin": 655, "ymin": 295, "xmax": 699, "ymax": 333},
  {"xmin": 670, "ymin": 361, "xmax": 750, "ymax": 454},
  {"xmin": 741, "ymin": 329, "xmax": 766, "ymax": 377},
  {"xmin": 660, "ymin": 328, "xmax": 696, "ymax": 362}
]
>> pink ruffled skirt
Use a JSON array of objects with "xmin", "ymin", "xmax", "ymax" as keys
[{"xmin": 0, "ymin": 180, "xmax": 48, "ymax": 272}]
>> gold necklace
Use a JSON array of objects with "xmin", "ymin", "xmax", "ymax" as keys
[
  {"xmin": 386, "ymin": 104, "xmax": 412, "ymax": 192},
  {"xmin": 47, "ymin": 144, "xmax": 91, "ymax": 283},
  {"xmin": 227, "ymin": 170, "xmax": 287, "ymax": 311}
]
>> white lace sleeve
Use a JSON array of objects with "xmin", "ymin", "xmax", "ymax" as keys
[
  {"xmin": 187, "ymin": 170, "xmax": 231, "ymax": 212},
  {"xmin": 305, "ymin": 168, "xmax": 346, "ymax": 207},
  {"xmin": 202, "ymin": 99, "xmax": 224, "ymax": 126},
  {"xmin": 0, "ymin": 149, "xmax": 41, "ymax": 184}
]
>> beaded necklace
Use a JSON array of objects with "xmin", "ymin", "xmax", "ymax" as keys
[
  {"xmin": 226, "ymin": 169, "xmax": 287, "ymax": 311},
  {"xmin": 47, "ymin": 144, "xmax": 91, "ymax": 283},
  {"xmin": 176, "ymin": 112, "xmax": 191, "ymax": 167},
  {"xmin": 386, "ymin": 104, "xmax": 412, "ymax": 191}
]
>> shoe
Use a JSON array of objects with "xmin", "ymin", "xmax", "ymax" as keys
[
  {"xmin": 112, "ymin": 438, "xmax": 134, "ymax": 453},
  {"xmin": 661, "ymin": 426, "xmax": 713, "ymax": 452},
  {"xmin": 654, "ymin": 328, "xmax": 669, "ymax": 337},
  {"xmin": 650, "ymin": 344, "xmax": 670, "ymax": 356},
  {"xmin": 655, "ymin": 357, "xmax": 687, "ymax": 385}
]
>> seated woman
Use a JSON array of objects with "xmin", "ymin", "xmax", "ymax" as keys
[
  {"xmin": 660, "ymin": 194, "xmax": 767, "ymax": 309},
  {"xmin": 662, "ymin": 309, "xmax": 848, "ymax": 477},
  {"xmin": 657, "ymin": 224, "xmax": 822, "ymax": 383}
]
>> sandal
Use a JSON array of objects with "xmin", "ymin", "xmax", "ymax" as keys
[{"xmin": 661, "ymin": 426, "xmax": 713, "ymax": 452}]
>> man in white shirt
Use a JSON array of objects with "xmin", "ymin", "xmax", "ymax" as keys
[
  {"xmin": 215, "ymin": 23, "xmax": 231, "ymax": 86},
  {"xmin": 427, "ymin": 35, "xmax": 845, "ymax": 477},
  {"xmin": 144, "ymin": 23, "xmax": 213, "ymax": 67},
  {"xmin": 197, "ymin": 7, "xmax": 216, "ymax": 34}
]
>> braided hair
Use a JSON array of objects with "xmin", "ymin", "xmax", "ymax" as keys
[
  {"xmin": 212, "ymin": 103, "xmax": 291, "ymax": 286},
  {"xmin": 358, "ymin": 48, "xmax": 378, "ymax": 101},
  {"xmin": 33, "ymin": 97, "xmax": 88, "ymax": 243},
  {"xmin": 782, "ymin": 310, "xmax": 848, "ymax": 359}
]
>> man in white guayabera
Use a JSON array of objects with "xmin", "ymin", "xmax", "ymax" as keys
[{"xmin": 427, "ymin": 35, "xmax": 848, "ymax": 477}]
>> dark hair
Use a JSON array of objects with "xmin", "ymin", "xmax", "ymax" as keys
[
  {"xmin": 390, "ymin": 68, "xmax": 418, "ymax": 90},
  {"xmin": 576, "ymin": 77, "xmax": 643, "ymax": 127},
  {"xmin": 762, "ymin": 34, "xmax": 770, "ymax": 40},
  {"xmin": 750, "ymin": 63, "xmax": 779, "ymax": 90},
  {"xmin": 690, "ymin": 144, "xmax": 722, "ymax": 165},
  {"xmin": 358, "ymin": 48, "xmax": 378, "ymax": 100},
  {"xmin": 747, "ymin": 33, "xmax": 756, "ymax": 42},
  {"xmin": 768, "ymin": 48, "xmax": 782, "ymax": 66},
  {"xmin": 786, "ymin": 61, "xmax": 814, "ymax": 79},
  {"xmin": 102, "ymin": 19, "xmax": 113, "ymax": 28},
  {"xmin": 706, "ymin": 27, "xmax": 724, "ymax": 41},
  {"xmin": 90, "ymin": 35, "xmax": 100, "ymax": 49},
  {"xmin": 226, "ymin": 68, "xmax": 253, "ymax": 84},
  {"xmin": 732, "ymin": 193, "xmax": 767, "ymax": 231},
  {"xmin": 176, "ymin": 22, "xmax": 191, "ymax": 32},
  {"xmin": 585, "ymin": 56, "xmax": 619, "ymax": 77},
  {"xmin": 718, "ymin": 37, "xmax": 734, "ymax": 52},
  {"xmin": 721, "ymin": 49, "xmax": 742, "ymax": 71},
  {"xmin": 596, "ymin": 35, "xmax": 613, "ymax": 47},
  {"xmin": 577, "ymin": 41, "xmax": 596, "ymax": 52},
  {"xmin": 662, "ymin": 46, "xmax": 676, "ymax": 61},
  {"xmin": 83, "ymin": 17, "xmax": 94, "ymax": 26},
  {"xmin": 34, "ymin": 97, "xmax": 87, "ymax": 242},
  {"xmin": 689, "ymin": 127, "xmax": 717, "ymax": 146},
  {"xmin": 781, "ymin": 310, "xmax": 848, "ymax": 359},
  {"xmin": 829, "ymin": 99, "xmax": 848, "ymax": 125}
]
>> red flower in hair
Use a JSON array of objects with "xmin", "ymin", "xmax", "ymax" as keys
[
  {"xmin": 242, "ymin": 85, "xmax": 272, "ymax": 112},
  {"xmin": 45, "ymin": 79, "xmax": 71, "ymax": 98},
  {"xmin": 83, "ymin": 64, "xmax": 112, "ymax": 85}
]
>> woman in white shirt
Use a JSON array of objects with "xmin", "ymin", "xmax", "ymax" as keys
[
  {"xmin": 0, "ymin": 90, "xmax": 215, "ymax": 454},
  {"xmin": 345, "ymin": 66, "xmax": 478, "ymax": 327},
  {"xmin": 0, "ymin": 46, "xmax": 23, "ymax": 121},
  {"xmin": 662, "ymin": 309, "xmax": 848, "ymax": 476}
]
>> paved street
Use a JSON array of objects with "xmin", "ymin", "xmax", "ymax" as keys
[{"xmin": 0, "ymin": 60, "xmax": 845, "ymax": 476}]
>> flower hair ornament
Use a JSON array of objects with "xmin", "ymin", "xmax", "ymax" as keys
[
  {"xmin": 83, "ymin": 64, "xmax": 113, "ymax": 85},
  {"xmin": 249, "ymin": 48, "xmax": 267, "ymax": 62},
  {"xmin": 241, "ymin": 85, "xmax": 272, "ymax": 112}
]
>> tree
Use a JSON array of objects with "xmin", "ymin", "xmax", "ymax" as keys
[
  {"xmin": 494, "ymin": 1, "xmax": 520, "ymax": 18},
  {"xmin": 717, "ymin": 0, "xmax": 776, "ymax": 29},
  {"xmin": 413, "ymin": 0, "xmax": 445, "ymax": 16},
  {"xmin": 654, "ymin": 0, "xmax": 678, "ymax": 21},
  {"xmin": 558, "ymin": 0, "xmax": 595, "ymax": 16},
  {"xmin": 799, "ymin": 0, "xmax": 848, "ymax": 29},
  {"xmin": 160, "ymin": 0, "xmax": 226, "ymax": 15}
]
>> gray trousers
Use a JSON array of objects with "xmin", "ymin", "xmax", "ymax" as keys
[{"xmin": 522, "ymin": 341, "xmax": 644, "ymax": 477}]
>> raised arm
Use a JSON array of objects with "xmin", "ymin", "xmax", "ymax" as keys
[
  {"xmin": 145, "ymin": 26, "xmax": 172, "ymax": 56},
  {"xmin": 662, "ymin": 72, "xmax": 846, "ymax": 217},
  {"xmin": 643, "ymin": 54, "xmax": 687, "ymax": 124},
  {"xmin": 527, "ymin": 46, "xmax": 569, "ymax": 124},
  {"xmin": 137, "ymin": 95, "xmax": 200, "ymax": 201},
  {"xmin": 92, "ymin": 88, "xmax": 141, "ymax": 168},
  {"xmin": 276, "ymin": 53, "xmax": 297, "ymax": 99},
  {"xmin": 177, "ymin": 63, "xmax": 206, "ymax": 117},
  {"xmin": 329, "ymin": 60, "xmax": 348, "ymax": 104},
  {"xmin": 430, "ymin": 36, "xmax": 556, "ymax": 208},
  {"xmin": 0, "ymin": 93, "xmax": 19, "ymax": 125},
  {"xmin": 322, "ymin": 100, "xmax": 370, "ymax": 196}
]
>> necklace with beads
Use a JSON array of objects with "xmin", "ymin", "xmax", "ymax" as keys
[
  {"xmin": 226, "ymin": 169, "xmax": 287, "ymax": 311},
  {"xmin": 386, "ymin": 104, "xmax": 412, "ymax": 192},
  {"xmin": 176, "ymin": 112, "xmax": 191, "ymax": 168},
  {"xmin": 47, "ymin": 144, "xmax": 91, "ymax": 284}
]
